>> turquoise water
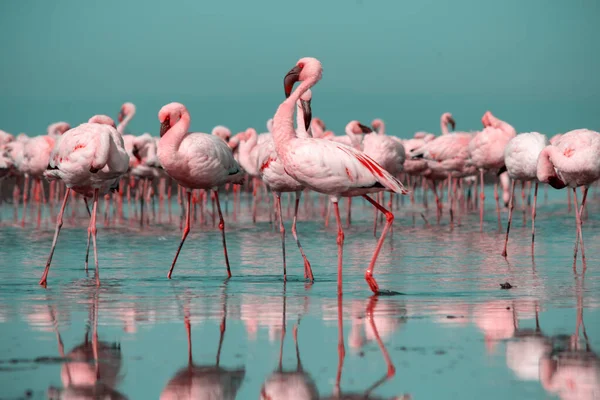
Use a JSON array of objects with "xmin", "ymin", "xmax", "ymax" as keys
[{"xmin": 0, "ymin": 187, "xmax": 599, "ymax": 399}]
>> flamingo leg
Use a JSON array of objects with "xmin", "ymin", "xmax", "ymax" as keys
[
  {"xmin": 332, "ymin": 200, "xmax": 344, "ymax": 294},
  {"xmin": 184, "ymin": 307, "xmax": 192, "ymax": 365},
  {"xmin": 502, "ymin": 180, "xmax": 516, "ymax": 257},
  {"xmin": 84, "ymin": 199, "xmax": 92, "ymax": 272},
  {"xmin": 168, "ymin": 191, "xmax": 191, "ymax": 279},
  {"xmin": 362, "ymin": 194, "xmax": 394, "ymax": 294},
  {"xmin": 494, "ymin": 179, "xmax": 501, "ymax": 230},
  {"xmin": 335, "ymin": 294, "xmax": 345, "ymax": 394},
  {"xmin": 214, "ymin": 190, "xmax": 232, "ymax": 278},
  {"xmin": 292, "ymin": 191, "xmax": 313, "ymax": 282},
  {"xmin": 22, "ymin": 174, "xmax": 30, "ymax": 227},
  {"xmin": 274, "ymin": 193, "xmax": 287, "ymax": 281},
  {"xmin": 90, "ymin": 189, "xmax": 100, "ymax": 286},
  {"xmin": 479, "ymin": 169, "xmax": 485, "ymax": 231},
  {"xmin": 573, "ymin": 187, "xmax": 588, "ymax": 271},
  {"xmin": 39, "ymin": 188, "xmax": 71, "ymax": 287},
  {"xmin": 531, "ymin": 181, "xmax": 538, "ymax": 255},
  {"xmin": 448, "ymin": 174, "xmax": 454, "ymax": 229}
]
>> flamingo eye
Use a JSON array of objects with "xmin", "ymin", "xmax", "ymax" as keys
[{"xmin": 298, "ymin": 63, "xmax": 304, "ymax": 68}]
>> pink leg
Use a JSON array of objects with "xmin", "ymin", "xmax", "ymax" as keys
[
  {"xmin": 335, "ymin": 293, "xmax": 345, "ymax": 392},
  {"xmin": 90, "ymin": 189, "xmax": 100, "ymax": 286},
  {"xmin": 521, "ymin": 181, "xmax": 527, "ymax": 226},
  {"xmin": 274, "ymin": 193, "xmax": 287, "ymax": 281},
  {"xmin": 214, "ymin": 190, "xmax": 232, "ymax": 278},
  {"xmin": 573, "ymin": 187, "xmax": 588, "ymax": 271},
  {"xmin": 531, "ymin": 182, "xmax": 538, "ymax": 254},
  {"xmin": 362, "ymin": 194, "xmax": 394, "ymax": 294},
  {"xmin": 292, "ymin": 191, "xmax": 313, "ymax": 282},
  {"xmin": 85, "ymin": 212, "xmax": 92, "ymax": 272},
  {"xmin": 332, "ymin": 200, "xmax": 344, "ymax": 294},
  {"xmin": 502, "ymin": 180, "xmax": 516, "ymax": 257},
  {"xmin": 494, "ymin": 179, "xmax": 501, "ymax": 230},
  {"xmin": 168, "ymin": 191, "xmax": 191, "ymax": 279},
  {"xmin": 22, "ymin": 174, "xmax": 30, "ymax": 227},
  {"xmin": 39, "ymin": 188, "xmax": 71, "ymax": 287},
  {"xmin": 479, "ymin": 169, "xmax": 485, "ymax": 231}
]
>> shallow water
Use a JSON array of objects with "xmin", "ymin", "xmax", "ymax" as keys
[{"xmin": 0, "ymin": 187, "xmax": 599, "ymax": 399}]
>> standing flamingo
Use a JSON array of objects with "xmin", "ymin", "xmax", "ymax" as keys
[
  {"xmin": 39, "ymin": 115, "xmax": 129, "ymax": 287},
  {"xmin": 501, "ymin": 132, "xmax": 548, "ymax": 257},
  {"xmin": 468, "ymin": 111, "xmax": 517, "ymax": 230},
  {"xmin": 536, "ymin": 129, "xmax": 600, "ymax": 271},
  {"xmin": 256, "ymin": 90, "xmax": 315, "ymax": 282},
  {"xmin": 157, "ymin": 102, "xmax": 244, "ymax": 279},
  {"xmin": 273, "ymin": 57, "xmax": 407, "ymax": 294}
]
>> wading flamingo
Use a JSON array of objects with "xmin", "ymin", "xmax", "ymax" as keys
[
  {"xmin": 501, "ymin": 132, "xmax": 548, "ymax": 257},
  {"xmin": 272, "ymin": 57, "xmax": 407, "ymax": 294},
  {"xmin": 157, "ymin": 102, "xmax": 244, "ymax": 279},
  {"xmin": 39, "ymin": 115, "xmax": 129, "ymax": 287}
]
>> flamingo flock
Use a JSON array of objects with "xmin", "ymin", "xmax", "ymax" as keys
[{"xmin": 1, "ymin": 56, "xmax": 599, "ymax": 294}]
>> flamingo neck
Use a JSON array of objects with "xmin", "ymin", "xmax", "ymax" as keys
[
  {"xmin": 536, "ymin": 147, "xmax": 565, "ymax": 189},
  {"xmin": 441, "ymin": 118, "xmax": 449, "ymax": 135},
  {"xmin": 272, "ymin": 78, "xmax": 316, "ymax": 155},
  {"xmin": 345, "ymin": 127, "xmax": 363, "ymax": 150},
  {"xmin": 377, "ymin": 121, "xmax": 386, "ymax": 136},
  {"xmin": 295, "ymin": 101, "xmax": 311, "ymax": 138},
  {"xmin": 160, "ymin": 111, "xmax": 190, "ymax": 158},
  {"xmin": 117, "ymin": 112, "xmax": 135, "ymax": 134}
]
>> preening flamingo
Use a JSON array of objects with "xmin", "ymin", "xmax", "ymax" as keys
[
  {"xmin": 501, "ymin": 132, "xmax": 548, "ymax": 257},
  {"xmin": 157, "ymin": 102, "xmax": 244, "ymax": 279},
  {"xmin": 272, "ymin": 57, "xmax": 408, "ymax": 294},
  {"xmin": 39, "ymin": 115, "xmax": 129, "ymax": 287},
  {"xmin": 536, "ymin": 129, "xmax": 600, "ymax": 271}
]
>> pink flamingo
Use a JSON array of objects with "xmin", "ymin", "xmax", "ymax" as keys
[
  {"xmin": 116, "ymin": 102, "xmax": 136, "ymax": 134},
  {"xmin": 501, "ymin": 132, "xmax": 548, "ymax": 257},
  {"xmin": 157, "ymin": 102, "xmax": 244, "ymax": 279},
  {"xmin": 39, "ymin": 115, "xmax": 129, "ymax": 287},
  {"xmin": 256, "ymin": 90, "xmax": 315, "ymax": 282},
  {"xmin": 0, "ymin": 131, "xmax": 14, "ymax": 180},
  {"xmin": 536, "ymin": 129, "xmax": 600, "ymax": 270},
  {"xmin": 468, "ymin": 111, "xmax": 517, "ymax": 229},
  {"xmin": 211, "ymin": 125, "xmax": 232, "ymax": 143},
  {"xmin": 273, "ymin": 57, "xmax": 407, "ymax": 294}
]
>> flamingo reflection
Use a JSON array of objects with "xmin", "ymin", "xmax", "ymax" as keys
[
  {"xmin": 47, "ymin": 290, "xmax": 125, "ymax": 399},
  {"xmin": 160, "ymin": 283, "xmax": 245, "ymax": 400},
  {"xmin": 260, "ymin": 283, "xmax": 318, "ymax": 400}
]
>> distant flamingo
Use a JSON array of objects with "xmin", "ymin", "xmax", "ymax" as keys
[
  {"xmin": 536, "ymin": 129, "xmax": 600, "ymax": 270},
  {"xmin": 273, "ymin": 57, "xmax": 408, "ymax": 294},
  {"xmin": 256, "ymin": 89, "xmax": 315, "ymax": 282},
  {"xmin": 157, "ymin": 102, "xmax": 244, "ymax": 279},
  {"xmin": 211, "ymin": 125, "xmax": 232, "ymax": 143},
  {"xmin": 39, "ymin": 115, "xmax": 129, "ymax": 287},
  {"xmin": 501, "ymin": 132, "xmax": 548, "ymax": 257},
  {"xmin": 468, "ymin": 111, "xmax": 517, "ymax": 230},
  {"xmin": 116, "ymin": 102, "xmax": 136, "ymax": 135}
]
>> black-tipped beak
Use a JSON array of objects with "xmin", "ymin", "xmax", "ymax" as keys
[
  {"xmin": 358, "ymin": 123, "xmax": 373, "ymax": 134},
  {"xmin": 548, "ymin": 176, "xmax": 567, "ymax": 190},
  {"xmin": 284, "ymin": 66, "xmax": 302, "ymax": 98},
  {"xmin": 301, "ymin": 99, "xmax": 312, "ymax": 131},
  {"xmin": 132, "ymin": 145, "xmax": 142, "ymax": 161},
  {"xmin": 497, "ymin": 165, "xmax": 507, "ymax": 176},
  {"xmin": 160, "ymin": 117, "xmax": 170, "ymax": 137},
  {"xmin": 448, "ymin": 117, "xmax": 456, "ymax": 131}
]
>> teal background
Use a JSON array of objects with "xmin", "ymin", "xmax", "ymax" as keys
[{"xmin": 1, "ymin": 0, "xmax": 598, "ymax": 136}]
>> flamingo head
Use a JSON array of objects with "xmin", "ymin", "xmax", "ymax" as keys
[
  {"xmin": 158, "ymin": 102, "xmax": 187, "ymax": 137},
  {"xmin": 312, "ymin": 118, "xmax": 326, "ymax": 131},
  {"xmin": 371, "ymin": 119, "xmax": 385, "ymax": 134},
  {"xmin": 119, "ymin": 102, "xmax": 136, "ymax": 123},
  {"xmin": 481, "ymin": 111, "xmax": 495, "ymax": 128},
  {"xmin": 244, "ymin": 128, "xmax": 257, "ymax": 141},
  {"xmin": 347, "ymin": 121, "xmax": 373, "ymax": 135},
  {"xmin": 211, "ymin": 125, "xmax": 232, "ymax": 142},
  {"xmin": 88, "ymin": 115, "xmax": 116, "ymax": 128},
  {"xmin": 47, "ymin": 122, "xmax": 71, "ymax": 136},
  {"xmin": 441, "ymin": 112, "xmax": 455, "ymax": 131},
  {"xmin": 284, "ymin": 57, "xmax": 322, "ymax": 98}
]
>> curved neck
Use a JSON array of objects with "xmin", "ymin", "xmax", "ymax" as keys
[
  {"xmin": 377, "ymin": 122, "xmax": 386, "ymax": 136},
  {"xmin": 160, "ymin": 112, "xmax": 190, "ymax": 155},
  {"xmin": 441, "ymin": 118, "xmax": 449, "ymax": 135},
  {"xmin": 488, "ymin": 115, "xmax": 515, "ymax": 135},
  {"xmin": 295, "ymin": 101, "xmax": 312, "ymax": 138},
  {"xmin": 536, "ymin": 147, "xmax": 558, "ymax": 186},
  {"xmin": 344, "ymin": 126, "xmax": 362, "ymax": 149},
  {"xmin": 117, "ymin": 112, "xmax": 135, "ymax": 134},
  {"xmin": 272, "ymin": 77, "xmax": 317, "ymax": 154}
]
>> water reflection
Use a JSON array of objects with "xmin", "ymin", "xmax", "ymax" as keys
[
  {"xmin": 539, "ymin": 278, "xmax": 600, "ymax": 400},
  {"xmin": 47, "ymin": 289, "xmax": 125, "ymax": 399},
  {"xmin": 160, "ymin": 282, "xmax": 245, "ymax": 400}
]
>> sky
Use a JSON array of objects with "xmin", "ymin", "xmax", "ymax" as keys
[{"xmin": 1, "ymin": 0, "xmax": 598, "ymax": 137}]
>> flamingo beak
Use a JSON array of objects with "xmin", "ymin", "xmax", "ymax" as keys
[
  {"xmin": 160, "ymin": 116, "xmax": 171, "ymax": 137},
  {"xmin": 284, "ymin": 66, "xmax": 302, "ymax": 98},
  {"xmin": 448, "ymin": 117, "xmax": 456, "ymax": 131},
  {"xmin": 301, "ymin": 99, "xmax": 312, "ymax": 131},
  {"xmin": 118, "ymin": 109, "xmax": 125, "ymax": 123},
  {"xmin": 548, "ymin": 176, "xmax": 567, "ymax": 190},
  {"xmin": 358, "ymin": 123, "xmax": 373, "ymax": 134},
  {"xmin": 132, "ymin": 145, "xmax": 142, "ymax": 162}
]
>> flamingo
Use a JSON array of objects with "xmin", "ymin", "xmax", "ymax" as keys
[
  {"xmin": 157, "ymin": 102, "xmax": 244, "ymax": 279},
  {"xmin": 0, "ymin": 131, "xmax": 14, "ymax": 180},
  {"xmin": 116, "ymin": 102, "xmax": 136, "ymax": 135},
  {"xmin": 468, "ymin": 111, "xmax": 517, "ymax": 229},
  {"xmin": 39, "ymin": 115, "xmax": 129, "ymax": 287},
  {"xmin": 272, "ymin": 57, "xmax": 407, "ymax": 294},
  {"xmin": 256, "ymin": 89, "xmax": 315, "ymax": 282},
  {"xmin": 212, "ymin": 125, "xmax": 232, "ymax": 143},
  {"xmin": 501, "ymin": 132, "xmax": 548, "ymax": 257},
  {"xmin": 536, "ymin": 129, "xmax": 600, "ymax": 271}
]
